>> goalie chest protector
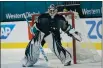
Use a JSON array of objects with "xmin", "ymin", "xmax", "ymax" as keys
[{"xmin": 36, "ymin": 13, "xmax": 66, "ymax": 34}]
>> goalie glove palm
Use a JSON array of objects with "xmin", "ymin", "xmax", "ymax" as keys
[{"xmin": 66, "ymin": 27, "xmax": 82, "ymax": 42}]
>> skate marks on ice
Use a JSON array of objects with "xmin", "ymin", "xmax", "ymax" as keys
[
  {"xmin": 1, "ymin": 61, "xmax": 50, "ymax": 68},
  {"xmin": 1, "ymin": 49, "xmax": 102, "ymax": 68},
  {"xmin": 1, "ymin": 60, "xmax": 101, "ymax": 68},
  {"xmin": 44, "ymin": 53, "xmax": 102, "ymax": 68}
]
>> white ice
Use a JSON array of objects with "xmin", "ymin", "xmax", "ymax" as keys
[{"xmin": 1, "ymin": 49, "xmax": 102, "ymax": 68}]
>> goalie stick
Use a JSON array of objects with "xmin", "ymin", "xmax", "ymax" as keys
[{"xmin": 23, "ymin": 14, "xmax": 48, "ymax": 62}]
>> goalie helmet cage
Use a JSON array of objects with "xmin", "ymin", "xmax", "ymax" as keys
[{"xmin": 31, "ymin": 12, "xmax": 101, "ymax": 64}]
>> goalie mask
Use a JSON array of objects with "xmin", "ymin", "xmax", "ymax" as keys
[{"xmin": 48, "ymin": 4, "xmax": 57, "ymax": 18}]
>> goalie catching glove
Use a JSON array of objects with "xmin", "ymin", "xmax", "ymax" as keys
[{"xmin": 65, "ymin": 24, "xmax": 82, "ymax": 42}]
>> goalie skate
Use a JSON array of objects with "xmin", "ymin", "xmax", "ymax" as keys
[{"xmin": 22, "ymin": 57, "xmax": 36, "ymax": 67}]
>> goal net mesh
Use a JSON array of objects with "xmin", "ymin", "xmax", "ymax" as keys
[{"xmin": 61, "ymin": 12, "xmax": 101, "ymax": 64}]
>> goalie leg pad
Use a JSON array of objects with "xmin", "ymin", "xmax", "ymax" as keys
[
  {"xmin": 45, "ymin": 33, "xmax": 72, "ymax": 66},
  {"xmin": 22, "ymin": 31, "xmax": 45, "ymax": 67}
]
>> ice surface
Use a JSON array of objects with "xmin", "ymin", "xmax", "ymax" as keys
[{"xmin": 1, "ymin": 49, "xmax": 102, "ymax": 68}]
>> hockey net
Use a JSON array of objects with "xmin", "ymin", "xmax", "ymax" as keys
[{"xmin": 31, "ymin": 12, "xmax": 101, "ymax": 64}]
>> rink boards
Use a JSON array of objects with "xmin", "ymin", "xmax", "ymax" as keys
[
  {"xmin": 1, "ymin": 18, "xmax": 102, "ymax": 50},
  {"xmin": 1, "ymin": 42, "xmax": 102, "ymax": 50}
]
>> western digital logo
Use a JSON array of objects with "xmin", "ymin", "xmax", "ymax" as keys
[
  {"xmin": 6, "ymin": 12, "xmax": 39, "ymax": 19},
  {"xmin": 82, "ymin": 8, "xmax": 101, "ymax": 15},
  {"xmin": 0, "ymin": 24, "xmax": 15, "ymax": 39}
]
